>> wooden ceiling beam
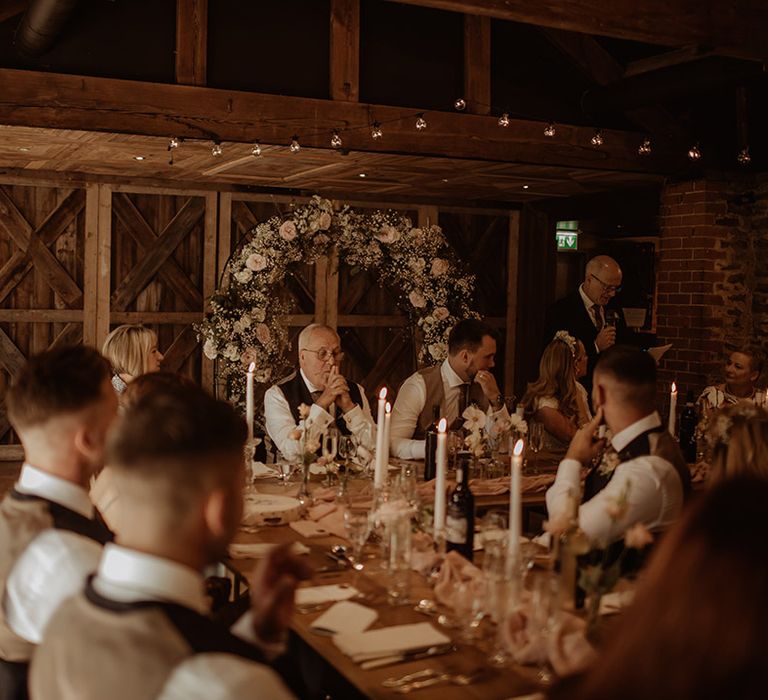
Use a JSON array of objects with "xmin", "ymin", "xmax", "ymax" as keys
[
  {"xmin": 0, "ymin": 68, "xmax": 682, "ymax": 174},
  {"xmin": 463, "ymin": 14, "xmax": 491, "ymax": 115},
  {"xmin": 175, "ymin": 0, "xmax": 207, "ymax": 86},
  {"xmin": 0, "ymin": 0, "xmax": 26, "ymax": 25},
  {"xmin": 624, "ymin": 46, "xmax": 717, "ymax": 78},
  {"xmin": 383, "ymin": 0, "xmax": 768, "ymax": 61},
  {"xmin": 329, "ymin": 0, "xmax": 360, "ymax": 101}
]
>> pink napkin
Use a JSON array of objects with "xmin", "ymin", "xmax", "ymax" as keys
[
  {"xmin": 315, "ymin": 507, "xmax": 347, "ymax": 540},
  {"xmin": 307, "ymin": 502, "xmax": 337, "ymax": 521},
  {"xmin": 521, "ymin": 474, "xmax": 555, "ymax": 494},
  {"xmin": 469, "ymin": 477, "xmax": 509, "ymax": 496},
  {"xmin": 433, "ymin": 551, "xmax": 483, "ymax": 609},
  {"xmin": 312, "ymin": 486, "xmax": 338, "ymax": 502},
  {"xmin": 502, "ymin": 596, "xmax": 596, "ymax": 676},
  {"xmin": 409, "ymin": 531, "xmax": 439, "ymax": 575}
]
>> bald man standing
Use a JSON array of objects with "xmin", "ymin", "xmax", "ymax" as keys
[{"xmin": 545, "ymin": 255, "xmax": 633, "ymax": 395}]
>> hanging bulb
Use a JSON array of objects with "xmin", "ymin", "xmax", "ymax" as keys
[
  {"xmin": 590, "ymin": 129, "xmax": 604, "ymax": 147},
  {"xmin": 330, "ymin": 131, "xmax": 343, "ymax": 148},
  {"xmin": 415, "ymin": 114, "xmax": 427, "ymax": 130},
  {"xmin": 737, "ymin": 147, "xmax": 751, "ymax": 165},
  {"xmin": 638, "ymin": 138, "xmax": 652, "ymax": 156},
  {"xmin": 544, "ymin": 122, "xmax": 556, "ymax": 137},
  {"xmin": 290, "ymin": 136, "xmax": 300, "ymax": 153},
  {"xmin": 251, "ymin": 141, "xmax": 262, "ymax": 157},
  {"xmin": 371, "ymin": 122, "xmax": 383, "ymax": 140},
  {"xmin": 687, "ymin": 143, "xmax": 701, "ymax": 161},
  {"xmin": 454, "ymin": 97, "xmax": 466, "ymax": 111},
  {"xmin": 498, "ymin": 112, "xmax": 510, "ymax": 128},
  {"xmin": 211, "ymin": 142, "xmax": 223, "ymax": 156},
  {"xmin": 168, "ymin": 136, "xmax": 180, "ymax": 150}
]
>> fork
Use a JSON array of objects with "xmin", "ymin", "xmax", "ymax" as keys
[
  {"xmin": 394, "ymin": 669, "xmax": 484, "ymax": 693},
  {"xmin": 382, "ymin": 669, "xmax": 439, "ymax": 688}
]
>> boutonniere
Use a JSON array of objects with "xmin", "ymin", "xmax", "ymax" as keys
[{"xmin": 597, "ymin": 441, "xmax": 620, "ymax": 476}]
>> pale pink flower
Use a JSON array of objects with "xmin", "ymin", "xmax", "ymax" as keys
[
  {"xmin": 305, "ymin": 438, "xmax": 320, "ymax": 453},
  {"xmin": 318, "ymin": 211, "xmax": 332, "ymax": 230},
  {"xmin": 255, "ymin": 323, "xmax": 271, "ymax": 345},
  {"xmin": 624, "ymin": 522, "xmax": 654, "ymax": 549},
  {"xmin": 240, "ymin": 347, "xmax": 258, "ymax": 365},
  {"xmin": 298, "ymin": 403, "xmax": 311, "ymax": 419},
  {"xmin": 428, "ymin": 342, "xmax": 447, "ymax": 360},
  {"xmin": 245, "ymin": 253, "xmax": 268, "ymax": 271},
  {"xmin": 408, "ymin": 290, "xmax": 426, "ymax": 308},
  {"xmin": 289, "ymin": 428, "xmax": 302, "ymax": 441},
  {"xmin": 431, "ymin": 258, "xmax": 449, "ymax": 276},
  {"xmin": 462, "ymin": 404, "xmax": 486, "ymax": 431},
  {"xmin": 279, "ymin": 220, "xmax": 297, "ymax": 241},
  {"xmin": 374, "ymin": 225, "xmax": 401, "ymax": 244},
  {"xmin": 433, "ymin": 306, "xmax": 449, "ymax": 321}
]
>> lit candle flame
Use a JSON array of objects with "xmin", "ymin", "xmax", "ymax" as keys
[
  {"xmin": 247, "ymin": 362, "xmax": 255, "ymax": 373},
  {"xmin": 385, "ymin": 402, "xmax": 391, "ymax": 413},
  {"xmin": 671, "ymin": 381, "xmax": 677, "ymax": 393},
  {"xmin": 379, "ymin": 387, "xmax": 387, "ymax": 400},
  {"xmin": 438, "ymin": 418, "xmax": 447, "ymax": 433},
  {"xmin": 513, "ymin": 439, "xmax": 524, "ymax": 456}
]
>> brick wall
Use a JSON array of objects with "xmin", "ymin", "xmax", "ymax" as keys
[{"xmin": 656, "ymin": 174, "xmax": 768, "ymax": 400}]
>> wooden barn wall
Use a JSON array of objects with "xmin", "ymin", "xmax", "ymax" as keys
[{"xmin": 1, "ymin": 178, "xmax": 524, "ymax": 459}]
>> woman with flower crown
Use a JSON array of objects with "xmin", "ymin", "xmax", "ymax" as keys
[
  {"xmin": 698, "ymin": 349, "xmax": 763, "ymax": 411},
  {"xmin": 520, "ymin": 331, "xmax": 591, "ymax": 451}
]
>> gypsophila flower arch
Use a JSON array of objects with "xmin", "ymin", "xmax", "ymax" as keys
[{"xmin": 196, "ymin": 196, "xmax": 478, "ymax": 409}]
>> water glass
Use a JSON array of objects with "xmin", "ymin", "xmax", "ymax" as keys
[
  {"xmin": 322, "ymin": 427, "xmax": 339, "ymax": 485},
  {"xmin": 530, "ymin": 571, "xmax": 560, "ymax": 685},
  {"xmin": 386, "ymin": 511, "xmax": 412, "ymax": 605},
  {"xmin": 276, "ymin": 460, "xmax": 294, "ymax": 487},
  {"xmin": 343, "ymin": 507, "xmax": 371, "ymax": 571},
  {"xmin": 338, "ymin": 434, "xmax": 357, "ymax": 470},
  {"xmin": 528, "ymin": 422, "xmax": 544, "ymax": 474}
]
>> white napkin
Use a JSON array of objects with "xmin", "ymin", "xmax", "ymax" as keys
[
  {"xmin": 599, "ymin": 589, "xmax": 635, "ymax": 615},
  {"xmin": 296, "ymin": 584, "xmax": 359, "ymax": 606},
  {"xmin": 333, "ymin": 622, "xmax": 450, "ymax": 662},
  {"xmin": 310, "ymin": 601, "xmax": 378, "ymax": 636},
  {"xmin": 251, "ymin": 462, "xmax": 278, "ymax": 479},
  {"xmin": 228, "ymin": 542, "xmax": 310, "ymax": 559},
  {"xmin": 290, "ymin": 521, "xmax": 332, "ymax": 538}
]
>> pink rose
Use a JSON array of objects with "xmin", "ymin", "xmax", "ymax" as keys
[
  {"xmin": 624, "ymin": 522, "xmax": 654, "ymax": 549},
  {"xmin": 318, "ymin": 212, "xmax": 332, "ymax": 230},
  {"xmin": 245, "ymin": 253, "xmax": 267, "ymax": 272},
  {"xmin": 408, "ymin": 290, "xmax": 426, "ymax": 308},
  {"xmin": 374, "ymin": 225, "xmax": 401, "ymax": 244},
  {"xmin": 431, "ymin": 258, "xmax": 449, "ymax": 276},
  {"xmin": 434, "ymin": 306, "xmax": 449, "ymax": 321},
  {"xmin": 314, "ymin": 233, "xmax": 330, "ymax": 247},
  {"xmin": 289, "ymin": 428, "xmax": 302, "ymax": 440},
  {"xmin": 240, "ymin": 347, "xmax": 258, "ymax": 365},
  {"xmin": 255, "ymin": 323, "xmax": 271, "ymax": 345},
  {"xmin": 279, "ymin": 220, "xmax": 297, "ymax": 241}
]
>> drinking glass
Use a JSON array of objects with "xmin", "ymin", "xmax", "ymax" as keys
[
  {"xmin": 276, "ymin": 460, "xmax": 294, "ymax": 488},
  {"xmin": 528, "ymin": 422, "xmax": 545, "ymax": 474},
  {"xmin": 322, "ymin": 427, "xmax": 339, "ymax": 486},
  {"xmin": 454, "ymin": 577, "xmax": 486, "ymax": 641},
  {"xmin": 480, "ymin": 510, "xmax": 508, "ymax": 550},
  {"xmin": 343, "ymin": 507, "xmax": 371, "ymax": 571},
  {"xmin": 530, "ymin": 571, "xmax": 559, "ymax": 685},
  {"xmin": 338, "ymin": 434, "xmax": 357, "ymax": 472}
]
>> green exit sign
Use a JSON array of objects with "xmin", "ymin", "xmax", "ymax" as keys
[{"xmin": 555, "ymin": 220, "xmax": 579, "ymax": 251}]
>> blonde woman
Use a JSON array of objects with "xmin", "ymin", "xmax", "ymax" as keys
[
  {"xmin": 698, "ymin": 349, "xmax": 763, "ymax": 410},
  {"xmin": 521, "ymin": 331, "xmax": 591, "ymax": 451},
  {"xmin": 706, "ymin": 402, "xmax": 768, "ymax": 482},
  {"xmin": 102, "ymin": 324, "xmax": 163, "ymax": 393}
]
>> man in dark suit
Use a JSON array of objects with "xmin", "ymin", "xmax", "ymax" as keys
[{"xmin": 545, "ymin": 255, "xmax": 632, "ymax": 395}]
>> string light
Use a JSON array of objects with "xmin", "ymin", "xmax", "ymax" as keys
[
  {"xmin": 330, "ymin": 131, "xmax": 343, "ymax": 148},
  {"xmin": 371, "ymin": 122, "xmax": 383, "ymax": 140},
  {"xmin": 737, "ymin": 147, "xmax": 751, "ymax": 165},
  {"xmin": 251, "ymin": 141, "xmax": 261, "ymax": 157},
  {"xmin": 638, "ymin": 138, "xmax": 652, "ymax": 156},
  {"xmin": 498, "ymin": 113, "xmax": 510, "ymax": 128},
  {"xmin": 415, "ymin": 114, "xmax": 427, "ymax": 130},
  {"xmin": 687, "ymin": 143, "xmax": 701, "ymax": 161},
  {"xmin": 590, "ymin": 129, "xmax": 604, "ymax": 147},
  {"xmin": 544, "ymin": 122, "xmax": 556, "ymax": 137},
  {"xmin": 211, "ymin": 141, "xmax": 223, "ymax": 156},
  {"xmin": 454, "ymin": 98, "xmax": 466, "ymax": 111},
  {"xmin": 290, "ymin": 135, "xmax": 300, "ymax": 153},
  {"xmin": 168, "ymin": 136, "xmax": 180, "ymax": 150}
]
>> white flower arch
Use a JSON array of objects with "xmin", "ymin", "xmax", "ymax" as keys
[{"xmin": 197, "ymin": 196, "xmax": 478, "ymax": 407}]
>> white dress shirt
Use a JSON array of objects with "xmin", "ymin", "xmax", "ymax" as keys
[
  {"xmin": 264, "ymin": 368, "xmax": 376, "ymax": 462},
  {"xmin": 546, "ymin": 412, "xmax": 684, "ymax": 546},
  {"xmin": 94, "ymin": 544, "xmax": 294, "ymax": 700},
  {"xmin": 5, "ymin": 464, "xmax": 104, "ymax": 644},
  {"xmin": 390, "ymin": 359, "xmax": 508, "ymax": 460}
]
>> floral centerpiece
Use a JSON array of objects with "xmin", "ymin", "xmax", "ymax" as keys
[
  {"xmin": 289, "ymin": 403, "xmax": 321, "ymax": 507},
  {"xmin": 196, "ymin": 197, "xmax": 478, "ymax": 422}
]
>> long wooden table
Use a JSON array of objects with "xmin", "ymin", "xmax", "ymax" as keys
[{"xmin": 228, "ymin": 478, "xmax": 546, "ymax": 700}]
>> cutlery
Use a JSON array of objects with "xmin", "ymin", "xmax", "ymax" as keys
[
  {"xmin": 394, "ymin": 668, "xmax": 487, "ymax": 693},
  {"xmin": 360, "ymin": 643, "xmax": 456, "ymax": 670},
  {"xmin": 382, "ymin": 669, "xmax": 440, "ymax": 688}
]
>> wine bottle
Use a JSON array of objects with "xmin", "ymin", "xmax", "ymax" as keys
[
  {"xmin": 678, "ymin": 389, "xmax": 698, "ymax": 463},
  {"xmin": 423, "ymin": 404, "xmax": 441, "ymax": 481},
  {"xmin": 445, "ymin": 451, "xmax": 475, "ymax": 561}
]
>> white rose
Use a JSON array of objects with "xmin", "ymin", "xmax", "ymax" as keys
[
  {"xmin": 234, "ymin": 269, "xmax": 252, "ymax": 284},
  {"xmin": 279, "ymin": 220, "xmax": 297, "ymax": 240},
  {"xmin": 409, "ymin": 258, "xmax": 426, "ymax": 273},
  {"xmin": 318, "ymin": 212, "xmax": 332, "ymax": 230},
  {"xmin": 428, "ymin": 342, "xmax": 447, "ymax": 360},
  {"xmin": 224, "ymin": 344, "xmax": 239, "ymax": 361},
  {"xmin": 431, "ymin": 258, "xmax": 449, "ymax": 276},
  {"xmin": 255, "ymin": 323, "xmax": 271, "ymax": 345},
  {"xmin": 408, "ymin": 290, "xmax": 426, "ymax": 308},
  {"xmin": 245, "ymin": 253, "xmax": 268, "ymax": 271},
  {"xmin": 374, "ymin": 225, "xmax": 401, "ymax": 244},
  {"xmin": 239, "ymin": 314, "xmax": 252, "ymax": 328},
  {"xmin": 434, "ymin": 306, "xmax": 449, "ymax": 321},
  {"xmin": 203, "ymin": 339, "xmax": 218, "ymax": 360}
]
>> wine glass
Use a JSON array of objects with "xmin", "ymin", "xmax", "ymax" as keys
[
  {"xmin": 530, "ymin": 571, "xmax": 559, "ymax": 685},
  {"xmin": 343, "ymin": 507, "xmax": 371, "ymax": 571},
  {"xmin": 338, "ymin": 434, "xmax": 357, "ymax": 472},
  {"xmin": 276, "ymin": 460, "xmax": 294, "ymax": 488},
  {"xmin": 322, "ymin": 427, "xmax": 339, "ymax": 486},
  {"xmin": 528, "ymin": 421, "xmax": 544, "ymax": 475}
]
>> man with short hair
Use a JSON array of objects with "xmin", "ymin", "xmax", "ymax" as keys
[
  {"xmin": 546, "ymin": 346, "xmax": 691, "ymax": 546},
  {"xmin": 264, "ymin": 323, "xmax": 375, "ymax": 461},
  {"xmin": 390, "ymin": 318, "xmax": 508, "ymax": 459},
  {"xmin": 30, "ymin": 384, "xmax": 309, "ymax": 700},
  {"xmin": 0, "ymin": 345, "xmax": 118, "ymax": 699},
  {"xmin": 545, "ymin": 255, "xmax": 632, "ymax": 396}
]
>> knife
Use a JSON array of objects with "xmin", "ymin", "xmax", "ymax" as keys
[{"xmin": 360, "ymin": 644, "xmax": 456, "ymax": 670}]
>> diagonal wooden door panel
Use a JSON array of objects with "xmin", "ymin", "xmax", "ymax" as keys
[
  {"xmin": 0, "ymin": 327, "xmax": 26, "ymax": 375},
  {"xmin": 111, "ymin": 197, "xmax": 205, "ymax": 311},
  {"xmin": 339, "ymin": 271, "xmax": 375, "ymax": 314},
  {"xmin": 161, "ymin": 325, "xmax": 198, "ymax": 372},
  {"xmin": 0, "ymin": 188, "xmax": 85, "ymax": 307},
  {"xmin": 112, "ymin": 193, "xmax": 203, "ymax": 309},
  {"xmin": 361, "ymin": 329, "xmax": 411, "ymax": 391}
]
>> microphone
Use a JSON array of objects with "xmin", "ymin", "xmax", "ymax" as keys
[{"xmin": 605, "ymin": 308, "xmax": 618, "ymax": 328}]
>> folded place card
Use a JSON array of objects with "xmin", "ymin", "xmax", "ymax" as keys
[
  {"xmin": 290, "ymin": 520, "xmax": 332, "ymax": 538},
  {"xmin": 310, "ymin": 601, "xmax": 378, "ymax": 636},
  {"xmin": 251, "ymin": 462, "xmax": 278, "ymax": 479},
  {"xmin": 295, "ymin": 584, "xmax": 359, "ymax": 606},
  {"xmin": 333, "ymin": 622, "xmax": 451, "ymax": 662},
  {"xmin": 228, "ymin": 541, "xmax": 310, "ymax": 559}
]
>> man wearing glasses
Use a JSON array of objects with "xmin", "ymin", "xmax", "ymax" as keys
[
  {"xmin": 545, "ymin": 255, "xmax": 631, "ymax": 396},
  {"xmin": 264, "ymin": 323, "xmax": 376, "ymax": 462}
]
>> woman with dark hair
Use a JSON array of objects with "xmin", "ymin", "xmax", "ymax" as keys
[{"xmin": 549, "ymin": 477, "xmax": 768, "ymax": 700}]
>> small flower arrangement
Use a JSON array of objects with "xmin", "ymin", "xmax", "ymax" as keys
[
  {"xmin": 289, "ymin": 403, "xmax": 321, "ymax": 468},
  {"xmin": 462, "ymin": 404, "xmax": 488, "ymax": 457},
  {"xmin": 554, "ymin": 329, "xmax": 577, "ymax": 357}
]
